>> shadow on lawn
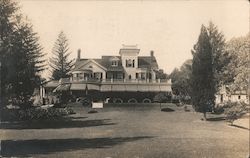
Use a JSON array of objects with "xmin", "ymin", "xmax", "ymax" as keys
[
  {"xmin": 1, "ymin": 136, "xmax": 154, "ymax": 157},
  {"xmin": 0, "ymin": 119, "xmax": 116, "ymax": 129},
  {"xmin": 206, "ymin": 116, "xmax": 226, "ymax": 121},
  {"xmin": 230, "ymin": 124, "xmax": 250, "ymax": 131}
]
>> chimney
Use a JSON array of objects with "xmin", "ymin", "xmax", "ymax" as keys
[
  {"xmin": 77, "ymin": 49, "xmax": 81, "ymax": 60},
  {"xmin": 150, "ymin": 50, "xmax": 154, "ymax": 57}
]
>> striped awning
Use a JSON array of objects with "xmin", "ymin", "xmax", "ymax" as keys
[
  {"xmin": 70, "ymin": 83, "xmax": 100, "ymax": 91},
  {"xmin": 70, "ymin": 83, "xmax": 87, "ymax": 90},
  {"xmin": 53, "ymin": 83, "xmax": 71, "ymax": 92},
  {"xmin": 100, "ymin": 85, "xmax": 112, "ymax": 91},
  {"xmin": 112, "ymin": 85, "xmax": 126, "ymax": 91}
]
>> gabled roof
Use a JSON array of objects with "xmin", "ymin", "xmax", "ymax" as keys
[
  {"xmin": 138, "ymin": 56, "xmax": 158, "ymax": 69},
  {"xmin": 72, "ymin": 55, "xmax": 159, "ymax": 71},
  {"xmin": 73, "ymin": 58, "xmax": 107, "ymax": 71}
]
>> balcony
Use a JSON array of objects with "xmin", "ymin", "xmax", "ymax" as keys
[{"xmin": 71, "ymin": 77, "xmax": 170, "ymax": 84}]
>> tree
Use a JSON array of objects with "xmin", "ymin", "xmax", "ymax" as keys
[
  {"xmin": 224, "ymin": 102, "xmax": 248, "ymax": 125},
  {"xmin": 0, "ymin": 0, "xmax": 17, "ymax": 97},
  {"xmin": 207, "ymin": 22, "xmax": 231, "ymax": 88},
  {"xmin": 169, "ymin": 68, "xmax": 180, "ymax": 95},
  {"xmin": 170, "ymin": 59, "xmax": 192, "ymax": 97},
  {"xmin": 7, "ymin": 17, "xmax": 46, "ymax": 98},
  {"xmin": 0, "ymin": 0, "xmax": 45, "ymax": 105},
  {"xmin": 49, "ymin": 31, "xmax": 74, "ymax": 80},
  {"xmin": 191, "ymin": 25, "xmax": 216, "ymax": 120},
  {"xmin": 225, "ymin": 34, "xmax": 250, "ymax": 103},
  {"xmin": 155, "ymin": 69, "xmax": 168, "ymax": 80}
]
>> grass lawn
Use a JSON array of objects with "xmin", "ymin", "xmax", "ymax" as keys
[{"xmin": 0, "ymin": 103, "xmax": 249, "ymax": 158}]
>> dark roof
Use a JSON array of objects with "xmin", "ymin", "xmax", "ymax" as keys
[
  {"xmin": 72, "ymin": 55, "xmax": 159, "ymax": 71},
  {"xmin": 74, "ymin": 59, "xmax": 88, "ymax": 71},
  {"xmin": 138, "ymin": 56, "xmax": 158, "ymax": 69}
]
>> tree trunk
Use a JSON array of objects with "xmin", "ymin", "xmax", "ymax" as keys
[{"xmin": 203, "ymin": 112, "xmax": 207, "ymax": 121}]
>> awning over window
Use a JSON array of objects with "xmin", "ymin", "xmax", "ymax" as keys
[
  {"xmin": 70, "ymin": 83, "xmax": 99, "ymax": 91},
  {"xmin": 100, "ymin": 85, "xmax": 112, "ymax": 91},
  {"xmin": 53, "ymin": 83, "xmax": 71, "ymax": 92},
  {"xmin": 111, "ymin": 85, "xmax": 126, "ymax": 91},
  {"xmin": 70, "ymin": 83, "xmax": 87, "ymax": 90},
  {"xmin": 137, "ymin": 85, "xmax": 149, "ymax": 92},
  {"xmin": 125, "ymin": 85, "xmax": 138, "ymax": 91},
  {"xmin": 87, "ymin": 84, "xmax": 100, "ymax": 91}
]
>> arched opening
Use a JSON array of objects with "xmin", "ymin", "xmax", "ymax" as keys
[
  {"xmin": 128, "ymin": 98, "xmax": 137, "ymax": 103},
  {"xmin": 113, "ymin": 98, "xmax": 123, "ymax": 104},
  {"xmin": 142, "ymin": 98, "xmax": 152, "ymax": 103}
]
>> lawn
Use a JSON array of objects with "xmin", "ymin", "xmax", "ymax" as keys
[{"xmin": 0, "ymin": 103, "xmax": 249, "ymax": 158}]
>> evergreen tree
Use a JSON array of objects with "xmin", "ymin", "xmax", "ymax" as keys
[
  {"xmin": 0, "ymin": 0, "xmax": 17, "ymax": 97},
  {"xmin": 7, "ymin": 17, "xmax": 46, "ymax": 97},
  {"xmin": 191, "ymin": 25, "xmax": 216, "ymax": 120},
  {"xmin": 207, "ymin": 22, "xmax": 231, "ymax": 87},
  {"xmin": 49, "ymin": 31, "xmax": 74, "ymax": 80},
  {"xmin": 0, "ymin": 0, "xmax": 45, "ymax": 105}
]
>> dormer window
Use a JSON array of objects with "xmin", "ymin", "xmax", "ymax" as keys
[
  {"xmin": 110, "ymin": 56, "xmax": 119, "ymax": 67},
  {"xmin": 111, "ymin": 60, "xmax": 118, "ymax": 66}
]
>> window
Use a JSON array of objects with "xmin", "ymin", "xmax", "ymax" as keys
[
  {"xmin": 111, "ymin": 61, "xmax": 118, "ymax": 66},
  {"xmin": 141, "ymin": 73, "xmax": 146, "ymax": 79},
  {"xmin": 238, "ymin": 95, "xmax": 241, "ymax": 100},
  {"xmin": 136, "ymin": 73, "xmax": 139, "ymax": 79},
  {"xmin": 126, "ymin": 59, "xmax": 134, "ymax": 67},
  {"xmin": 94, "ymin": 72, "xmax": 102, "ymax": 79}
]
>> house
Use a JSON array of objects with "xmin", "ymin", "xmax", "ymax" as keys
[
  {"xmin": 71, "ymin": 45, "xmax": 160, "ymax": 82},
  {"xmin": 42, "ymin": 45, "xmax": 172, "ymax": 103},
  {"xmin": 215, "ymin": 85, "xmax": 249, "ymax": 105}
]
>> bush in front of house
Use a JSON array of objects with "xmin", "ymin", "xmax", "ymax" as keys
[
  {"xmin": 3, "ymin": 107, "xmax": 75, "ymax": 121},
  {"xmin": 154, "ymin": 93, "xmax": 171, "ymax": 103},
  {"xmin": 213, "ymin": 106, "xmax": 224, "ymax": 114},
  {"xmin": 223, "ymin": 101, "xmax": 248, "ymax": 125},
  {"xmin": 20, "ymin": 107, "xmax": 75, "ymax": 120}
]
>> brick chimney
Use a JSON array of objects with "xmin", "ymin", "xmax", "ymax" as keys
[
  {"xmin": 77, "ymin": 49, "xmax": 81, "ymax": 60},
  {"xmin": 150, "ymin": 50, "xmax": 154, "ymax": 57}
]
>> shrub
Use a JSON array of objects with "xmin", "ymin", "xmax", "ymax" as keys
[
  {"xmin": 3, "ymin": 107, "xmax": 75, "ymax": 121},
  {"xmin": 224, "ymin": 101, "xmax": 248, "ymax": 125},
  {"xmin": 161, "ymin": 108, "xmax": 175, "ymax": 112},
  {"xmin": 184, "ymin": 105, "xmax": 190, "ymax": 112},
  {"xmin": 154, "ymin": 93, "xmax": 171, "ymax": 103},
  {"xmin": 213, "ymin": 106, "xmax": 224, "ymax": 114}
]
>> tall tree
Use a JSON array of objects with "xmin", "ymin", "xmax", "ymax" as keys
[
  {"xmin": 191, "ymin": 25, "xmax": 216, "ymax": 120},
  {"xmin": 50, "ymin": 31, "xmax": 74, "ymax": 80},
  {"xmin": 0, "ymin": 0, "xmax": 17, "ymax": 97},
  {"xmin": 6, "ymin": 17, "xmax": 46, "ymax": 97},
  {"xmin": 0, "ymin": 0, "xmax": 45, "ymax": 103},
  {"xmin": 207, "ymin": 22, "xmax": 231, "ymax": 87}
]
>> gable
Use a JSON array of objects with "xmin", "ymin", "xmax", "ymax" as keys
[{"xmin": 78, "ymin": 59, "xmax": 107, "ymax": 71}]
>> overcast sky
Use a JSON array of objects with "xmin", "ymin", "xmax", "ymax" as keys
[{"xmin": 19, "ymin": 0, "xmax": 249, "ymax": 77}]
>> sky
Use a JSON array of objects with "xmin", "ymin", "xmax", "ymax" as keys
[{"xmin": 19, "ymin": 0, "xmax": 249, "ymax": 78}]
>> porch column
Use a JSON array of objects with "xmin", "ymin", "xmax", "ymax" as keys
[{"xmin": 151, "ymin": 70, "xmax": 156, "ymax": 80}]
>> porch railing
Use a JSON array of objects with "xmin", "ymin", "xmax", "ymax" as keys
[{"xmin": 71, "ymin": 77, "xmax": 170, "ymax": 84}]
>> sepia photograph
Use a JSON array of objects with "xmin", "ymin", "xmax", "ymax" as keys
[{"xmin": 0, "ymin": 0, "xmax": 249, "ymax": 157}]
